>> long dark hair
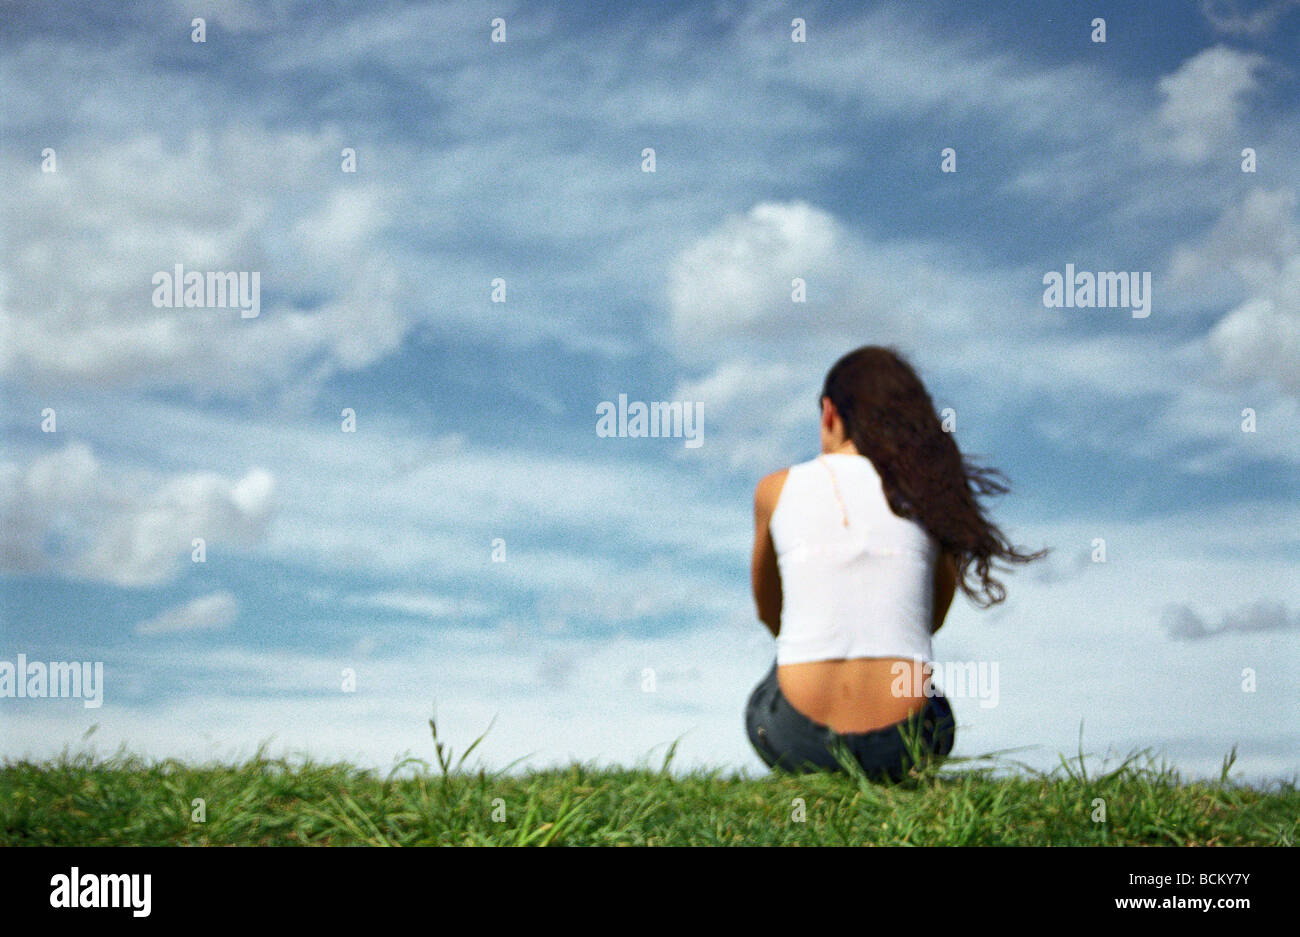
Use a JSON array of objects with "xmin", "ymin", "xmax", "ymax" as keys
[{"xmin": 821, "ymin": 345, "xmax": 1047, "ymax": 607}]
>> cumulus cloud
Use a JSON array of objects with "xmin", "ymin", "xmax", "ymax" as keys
[
  {"xmin": 667, "ymin": 200, "xmax": 938, "ymax": 358},
  {"xmin": 1161, "ymin": 599, "xmax": 1299, "ymax": 640},
  {"xmin": 666, "ymin": 199, "xmax": 1032, "ymax": 359},
  {"xmin": 1208, "ymin": 265, "xmax": 1300, "ymax": 393},
  {"xmin": 0, "ymin": 128, "xmax": 409, "ymax": 399},
  {"xmin": 1156, "ymin": 46, "xmax": 1267, "ymax": 164},
  {"xmin": 668, "ymin": 201, "xmax": 844, "ymax": 346},
  {"xmin": 1167, "ymin": 187, "xmax": 1300, "ymax": 394},
  {"xmin": 1168, "ymin": 187, "xmax": 1300, "ymax": 294},
  {"xmin": 135, "ymin": 591, "xmax": 240, "ymax": 636},
  {"xmin": 0, "ymin": 443, "xmax": 275, "ymax": 586},
  {"xmin": 664, "ymin": 199, "xmax": 1035, "ymax": 470}
]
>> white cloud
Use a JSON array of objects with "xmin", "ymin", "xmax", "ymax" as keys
[
  {"xmin": 1166, "ymin": 187, "xmax": 1300, "ymax": 394},
  {"xmin": 135, "ymin": 591, "xmax": 240, "ymax": 636},
  {"xmin": 666, "ymin": 200, "xmax": 1022, "ymax": 362},
  {"xmin": 676, "ymin": 359, "xmax": 796, "ymax": 410},
  {"xmin": 671, "ymin": 201, "xmax": 900, "ymax": 353},
  {"xmin": 2, "ymin": 395, "xmax": 756, "ymax": 626},
  {"xmin": 758, "ymin": 3, "xmax": 1117, "ymax": 142},
  {"xmin": 1156, "ymin": 46, "xmax": 1267, "ymax": 164},
  {"xmin": 0, "ymin": 128, "xmax": 409, "ymax": 399},
  {"xmin": 0, "ymin": 443, "xmax": 275, "ymax": 586},
  {"xmin": 1209, "ymin": 272, "xmax": 1300, "ymax": 393},
  {"xmin": 1167, "ymin": 187, "xmax": 1299, "ymax": 295},
  {"xmin": 343, "ymin": 590, "xmax": 496, "ymax": 620},
  {"xmin": 1199, "ymin": 0, "xmax": 1300, "ymax": 36},
  {"xmin": 672, "ymin": 359, "xmax": 815, "ymax": 472}
]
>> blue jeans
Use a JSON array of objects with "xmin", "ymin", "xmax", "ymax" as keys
[{"xmin": 745, "ymin": 661, "xmax": 956, "ymax": 780}]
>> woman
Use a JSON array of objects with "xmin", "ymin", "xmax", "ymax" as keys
[{"xmin": 745, "ymin": 346, "xmax": 1047, "ymax": 780}]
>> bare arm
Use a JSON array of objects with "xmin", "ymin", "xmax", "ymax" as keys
[
  {"xmin": 932, "ymin": 551, "xmax": 959, "ymax": 634},
  {"xmin": 751, "ymin": 470, "xmax": 787, "ymax": 637}
]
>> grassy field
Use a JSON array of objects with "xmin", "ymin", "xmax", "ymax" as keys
[{"xmin": 3, "ymin": 722, "xmax": 1296, "ymax": 846}]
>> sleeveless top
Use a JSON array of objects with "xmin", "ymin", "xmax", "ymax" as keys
[{"xmin": 769, "ymin": 453, "xmax": 938, "ymax": 665}]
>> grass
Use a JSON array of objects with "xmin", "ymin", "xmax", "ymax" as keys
[{"xmin": 2, "ymin": 718, "xmax": 1296, "ymax": 846}]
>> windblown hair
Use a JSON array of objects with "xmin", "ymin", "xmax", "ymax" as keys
[{"xmin": 821, "ymin": 345, "xmax": 1047, "ymax": 607}]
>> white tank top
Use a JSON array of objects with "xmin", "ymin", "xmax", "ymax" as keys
[{"xmin": 769, "ymin": 453, "xmax": 938, "ymax": 665}]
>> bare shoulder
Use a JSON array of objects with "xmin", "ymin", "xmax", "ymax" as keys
[{"xmin": 754, "ymin": 468, "xmax": 790, "ymax": 512}]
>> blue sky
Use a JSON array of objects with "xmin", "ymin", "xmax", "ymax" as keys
[{"xmin": 1, "ymin": 0, "xmax": 1297, "ymax": 783}]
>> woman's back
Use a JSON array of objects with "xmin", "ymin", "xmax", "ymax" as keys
[
  {"xmin": 765, "ymin": 453, "xmax": 942, "ymax": 732},
  {"xmin": 770, "ymin": 453, "xmax": 938, "ymax": 664}
]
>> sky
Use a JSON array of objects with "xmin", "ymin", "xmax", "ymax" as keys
[{"xmin": 1, "ymin": 0, "xmax": 1297, "ymax": 786}]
